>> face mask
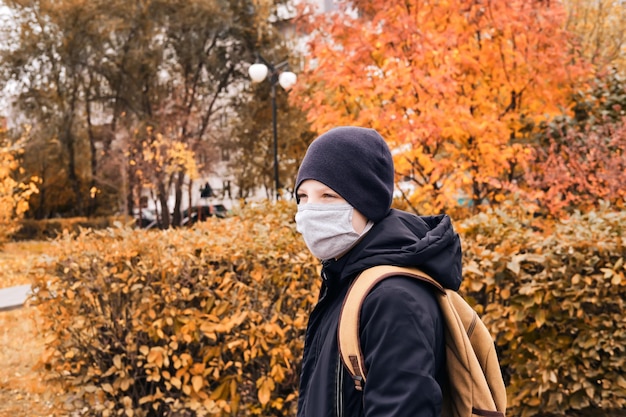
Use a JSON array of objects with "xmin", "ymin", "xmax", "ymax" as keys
[{"xmin": 295, "ymin": 203, "xmax": 372, "ymax": 260}]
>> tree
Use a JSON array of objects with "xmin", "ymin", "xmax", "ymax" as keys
[
  {"xmin": 0, "ymin": 0, "xmax": 95, "ymax": 217},
  {"xmin": 0, "ymin": 128, "xmax": 39, "ymax": 246},
  {"xmin": 524, "ymin": 68, "xmax": 626, "ymax": 216},
  {"xmin": 563, "ymin": 0, "xmax": 626, "ymax": 73},
  {"xmin": 293, "ymin": 0, "xmax": 592, "ymax": 213},
  {"xmin": 0, "ymin": 0, "xmax": 287, "ymax": 223},
  {"xmin": 528, "ymin": 119, "xmax": 626, "ymax": 215}
]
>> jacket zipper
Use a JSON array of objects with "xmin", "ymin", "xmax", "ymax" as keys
[{"xmin": 335, "ymin": 356, "xmax": 344, "ymax": 417}]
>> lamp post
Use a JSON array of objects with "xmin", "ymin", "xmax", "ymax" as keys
[{"xmin": 248, "ymin": 55, "xmax": 297, "ymax": 200}]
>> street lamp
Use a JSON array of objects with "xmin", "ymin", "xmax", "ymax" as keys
[{"xmin": 248, "ymin": 55, "xmax": 297, "ymax": 200}]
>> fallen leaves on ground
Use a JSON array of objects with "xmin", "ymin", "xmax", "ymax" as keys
[
  {"xmin": 0, "ymin": 240, "xmax": 56, "ymax": 288},
  {"xmin": 0, "ymin": 307, "xmax": 67, "ymax": 416},
  {"xmin": 1, "ymin": 241, "xmax": 67, "ymax": 416}
]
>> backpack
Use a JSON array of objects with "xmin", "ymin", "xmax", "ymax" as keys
[{"xmin": 338, "ymin": 265, "xmax": 507, "ymax": 417}]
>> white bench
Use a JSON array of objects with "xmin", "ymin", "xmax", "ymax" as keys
[{"xmin": 0, "ymin": 284, "xmax": 32, "ymax": 311}]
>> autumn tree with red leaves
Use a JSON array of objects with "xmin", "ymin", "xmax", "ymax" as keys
[
  {"xmin": 293, "ymin": 0, "xmax": 593, "ymax": 214},
  {"xmin": 527, "ymin": 119, "xmax": 626, "ymax": 215}
]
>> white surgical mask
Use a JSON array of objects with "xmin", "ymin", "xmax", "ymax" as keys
[{"xmin": 295, "ymin": 203, "xmax": 372, "ymax": 260}]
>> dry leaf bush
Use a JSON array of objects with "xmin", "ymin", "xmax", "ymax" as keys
[
  {"xmin": 30, "ymin": 200, "xmax": 319, "ymax": 417},
  {"xmin": 459, "ymin": 201, "xmax": 626, "ymax": 417},
  {"xmin": 28, "ymin": 200, "xmax": 626, "ymax": 417},
  {"xmin": 14, "ymin": 216, "xmax": 130, "ymax": 241}
]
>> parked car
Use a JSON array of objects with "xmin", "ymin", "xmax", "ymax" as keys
[
  {"xmin": 211, "ymin": 204, "xmax": 229, "ymax": 218},
  {"xmin": 181, "ymin": 204, "xmax": 229, "ymax": 225},
  {"xmin": 133, "ymin": 208, "xmax": 160, "ymax": 229}
]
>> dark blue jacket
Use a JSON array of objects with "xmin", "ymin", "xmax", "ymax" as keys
[{"xmin": 297, "ymin": 209, "xmax": 463, "ymax": 417}]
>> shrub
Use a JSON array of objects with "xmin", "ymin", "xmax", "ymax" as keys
[
  {"xmin": 459, "ymin": 201, "xmax": 626, "ymax": 417},
  {"xmin": 13, "ymin": 215, "xmax": 130, "ymax": 241},
  {"xmin": 31, "ymin": 201, "xmax": 319, "ymax": 417},
  {"xmin": 30, "ymin": 200, "xmax": 626, "ymax": 417}
]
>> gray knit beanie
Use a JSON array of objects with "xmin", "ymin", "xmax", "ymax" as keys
[{"xmin": 295, "ymin": 126, "xmax": 395, "ymax": 223}]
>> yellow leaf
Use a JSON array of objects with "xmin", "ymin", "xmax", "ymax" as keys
[
  {"xmin": 506, "ymin": 260, "xmax": 520, "ymax": 275},
  {"xmin": 257, "ymin": 376, "xmax": 275, "ymax": 406},
  {"xmin": 191, "ymin": 363, "xmax": 205, "ymax": 375},
  {"xmin": 147, "ymin": 348, "xmax": 163, "ymax": 368},
  {"xmin": 535, "ymin": 310, "xmax": 546, "ymax": 328},
  {"xmin": 192, "ymin": 375, "xmax": 203, "ymax": 393},
  {"xmin": 601, "ymin": 268, "xmax": 614, "ymax": 279},
  {"xmin": 611, "ymin": 272, "xmax": 623, "ymax": 286},
  {"xmin": 120, "ymin": 378, "xmax": 131, "ymax": 391},
  {"xmin": 139, "ymin": 395, "xmax": 153, "ymax": 405},
  {"xmin": 209, "ymin": 381, "xmax": 229, "ymax": 401}
]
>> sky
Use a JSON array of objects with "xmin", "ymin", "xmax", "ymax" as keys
[
  {"xmin": 0, "ymin": 4, "xmax": 14, "ymax": 118},
  {"xmin": 0, "ymin": 3, "xmax": 36, "ymax": 128}
]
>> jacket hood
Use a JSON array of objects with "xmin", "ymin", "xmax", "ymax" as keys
[{"xmin": 324, "ymin": 209, "xmax": 463, "ymax": 291}]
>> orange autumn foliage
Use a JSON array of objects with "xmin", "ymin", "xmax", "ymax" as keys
[
  {"xmin": 293, "ymin": 0, "xmax": 593, "ymax": 213},
  {"xmin": 0, "ymin": 134, "xmax": 38, "ymax": 246}
]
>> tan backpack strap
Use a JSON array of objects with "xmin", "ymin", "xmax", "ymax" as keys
[{"xmin": 337, "ymin": 265, "xmax": 444, "ymax": 391}]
